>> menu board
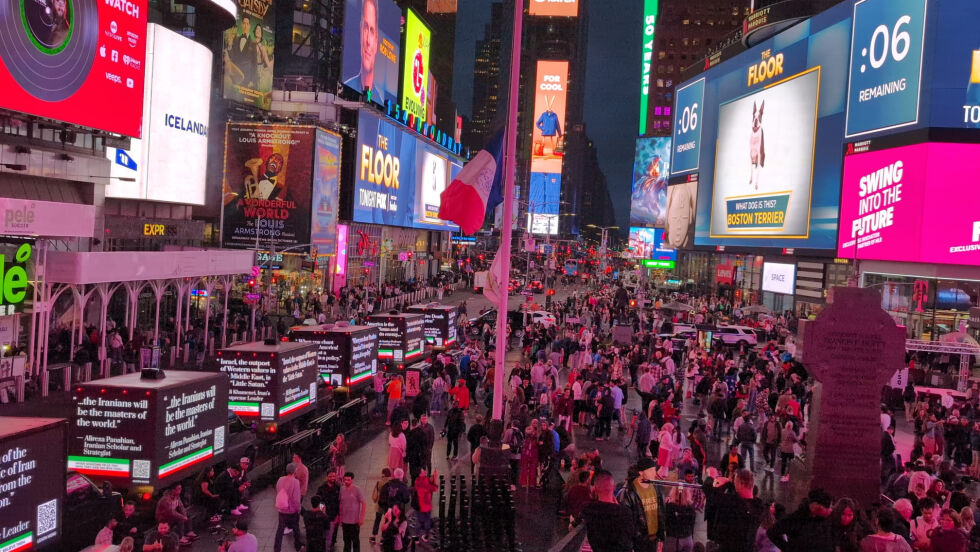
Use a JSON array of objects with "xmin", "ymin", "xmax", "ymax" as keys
[{"xmin": 0, "ymin": 419, "xmax": 65, "ymax": 550}]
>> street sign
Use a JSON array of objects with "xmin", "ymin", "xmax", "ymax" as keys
[{"xmin": 642, "ymin": 259, "xmax": 675, "ymax": 269}]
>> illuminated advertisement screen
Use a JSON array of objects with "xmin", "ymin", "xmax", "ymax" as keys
[
  {"xmin": 341, "ymin": 0, "xmax": 400, "ymax": 106},
  {"xmin": 0, "ymin": 418, "xmax": 65, "ymax": 550},
  {"xmin": 353, "ymin": 110, "xmax": 461, "ymax": 230},
  {"xmin": 678, "ymin": 0, "xmax": 852, "ymax": 248},
  {"xmin": 528, "ymin": 0, "xmax": 579, "ymax": 17},
  {"xmin": 0, "ymin": 0, "xmax": 147, "ymax": 136},
  {"xmin": 630, "ymin": 137, "xmax": 671, "ymax": 227},
  {"xmin": 217, "ymin": 343, "xmax": 318, "ymax": 423},
  {"xmin": 311, "ymin": 129, "xmax": 342, "ymax": 251},
  {"xmin": 406, "ymin": 305, "xmax": 458, "ymax": 348},
  {"xmin": 628, "ymin": 227, "xmax": 677, "ymax": 261},
  {"xmin": 222, "ymin": 0, "xmax": 274, "ymax": 109},
  {"xmin": 637, "ymin": 0, "xmax": 659, "ymax": 135},
  {"xmin": 221, "ymin": 124, "xmax": 314, "ymax": 251},
  {"xmin": 106, "ymin": 24, "xmax": 212, "ymax": 205},
  {"xmin": 664, "ymin": 174, "xmax": 698, "ymax": 249},
  {"xmin": 367, "ymin": 314, "xmax": 424, "ymax": 365},
  {"xmin": 762, "ymin": 262, "xmax": 796, "ymax": 294},
  {"xmin": 528, "ymin": 60, "xmax": 568, "ymax": 234},
  {"xmin": 837, "ymin": 141, "xmax": 980, "ymax": 266},
  {"xmin": 290, "ymin": 326, "xmax": 379, "ymax": 387},
  {"xmin": 401, "ymin": 8, "xmax": 431, "ymax": 122},
  {"xmin": 69, "ymin": 372, "xmax": 228, "ymax": 488}
]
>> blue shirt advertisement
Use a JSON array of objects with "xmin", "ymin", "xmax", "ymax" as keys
[{"xmin": 353, "ymin": 110, "xmax": 460, "ymax": 231}]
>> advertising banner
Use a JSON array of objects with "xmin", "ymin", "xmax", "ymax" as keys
[
  {"xmin": 0, "ymin": 419, "xmax": 65, "ymax": 550},
  {"xmin": 716, "ymin": 265, "xmax": 735, "ymax": 285},
  {"xmin": 630, "ymin": 137, "xmax": 671, "ymax": 227},
  {"xmin": 106, "ymin": 24, "xmax": 212, "ymax": 205},
  {"xmin": 0, "ymin": 199, "xmax": 95, "ymax": 238},
  {"xmin": 528, "ymin": 60, "xmax": 568, "ymax": 234},
  {"xmin": 762, "ymin": 262, "xmax": 796, "ymax": 294},
  {"xmin": 663, "ymin": 174, "xmax": 698, "ymax": 250},
  {"xmin": 222, "ymin": 124, "xmax": 314, "ymax": 251},
  {"xmin": 837, "ymin": 142, "xmax": 980, "ymax": 266},
  {"xmin": 311, "ymin": 129, "xmax": 341, "ymax": 252},
  {"xmin": 638, "ymin": 0, "xmax": 659, "ymax": 135},
  {"xmin": 342, "ymin": 0, "xmax": 400, "ymax": 105},
  {"xmin": 844, "ymin": 0, "xmax": 928, "ymax": 137},
  {"xmin": 628, "ymin": 227, "xmax": 677, "ymax": 261},
  {"xmin": 353, "ymin": 110, "xmax": 460, "ymax": 231},
  {"xmin": 217, "ymin": 344, "xmax": 318, "ymax": 423},
  {"xmin": 670, "ymin": 78, "xmax": 705, "ymax": 174},
  {"xmin": 710, "ymin": 68, "xmax": 820, "ymax": 239},
  {"xmin": 222, "ymin": 0, "xmax": 274, "ymax": 109},
  {"xmin": 0, "ymin": 0, "xmax": 147, "ymax": 136},
  {"xmin": 401, "ymin": 8, "xmax": 431, "ymax": 122},
  {"xmin": 528, "ymin": 0, "xmax": 579, "ymax": 17}
]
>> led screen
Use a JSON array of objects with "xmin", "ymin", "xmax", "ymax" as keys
[
  {"xmin": 628, "ymin": 227, "xmax": 677, "ymax": 261},
  {"xmin": 341, "ymin": 0, "xmax": 400, "ymax": 106},
  {"xmin": 353, "ymin": 110, "xmax": 461, "ymax": 230},
  {"xmin": 762, "ymin": 262, "xmax": 796, "ymax": 294},
  {"xmin": 630, "ymin": 137, "xmax": 671, "ymax": 227},
  {"xmin": 0, "ymin": 419, "xmax": 65, "ymax": 549},
  {"xmin": 663, "ymin": 174, "xmax": 698, "ymax": 249},
  {"xmin": 528, "ymin": 0, "xmax": 579, "ymax": 17},
  {"xmin": 311, "ymin": 129, "xmax": 342, "ymax": 251},
  {"xmin": 105, "ymin": 24, "xmax": 212, "ymax": 205},
  {"xmin": 837, "ymin": 142, "xmax": 980, "ymax": 266},
  {"xmin": 0, "ymin": 0, "xmax": 147, "ymax": 136},
  {"xmin": 528, "ymin": 60, "xmax": 568, "ymax": 234},
  {"xmin": 221, "ymin": 124, "xmax": 315, "ymax": 251},
  {"xmin": 401, "ymin": 8, "xmax": 431, "ymax": 122},
  {"xmin": 222, "ymin": 0, "xmax": 274, "ymax": 109}
]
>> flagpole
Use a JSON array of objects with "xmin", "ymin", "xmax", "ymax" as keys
[{"xmin": 492, "ymin": 0, "xmax": 523, "ymax": 422}]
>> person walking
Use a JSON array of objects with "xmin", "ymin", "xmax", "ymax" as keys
[
  {"xmin": 273, "ymin": 463, "xmax": 304, "ymax": 552},
  {"xmin": 735, "ymin": 413, "xmax": 758, "ymax": 472},
  {"xmin": 339, "ymin": 472, "xmax": 366, "ymax": 552},
  {"xmin": 762, "ymin": 416, "xmax": 781, "ymax": 473},
  {"xmin": 779, "ymin": 421, "xmax": 800, "ymax": 482},
  {"xmin": 413, "ymin": 468, "xmax": 439, "ymax": 542},
  {"xmin": 388, "ymin": 421, "xmax": 407, "ymax": 473},
  {"xmin": 369, "ymin": 468, "xmax": 392, "ymax": 545},
  {"xmin": 444, "ymin": 401, "xmax": 466, "ymax": 460}
]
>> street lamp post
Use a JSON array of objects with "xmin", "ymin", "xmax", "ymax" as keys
[{"xmin": 586, "ymin": 224, "xmax": 618, "ymax": 275}]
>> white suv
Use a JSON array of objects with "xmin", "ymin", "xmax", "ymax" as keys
[{"xmin": 715, "ymin": 325, "xmax": 759, "ymax": 347}]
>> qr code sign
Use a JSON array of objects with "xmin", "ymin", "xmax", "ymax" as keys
[
  {"xmin": 132, "ymin": 460, "xmax": 151, "ymax": 480},
  {"xmin": 261, "ymin": 403, "xmax": 274, "ymax": 418},
  {"xmin": 37, "ymin": 498, "xmax": 57, "ymax": 535},
  {"xmin": 214, "ymin": 426, "xmax": 225, "ymax": 452}
]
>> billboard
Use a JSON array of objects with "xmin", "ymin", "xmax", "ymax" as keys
[
  {"xmin": 630, "ymin": 137, "xmax": 671, "ymax": 227},
  {"xmin": 678, "ymin": 0, "xmax": 853, "ymax": 248},
  {"xmin": 710, "ymin": 68, "xmax": 820, "ymax": 239},
  {"xmin": 106, "ymin": 25, "xmax": 212, "ymax": 205},
  {"xmin": 311, "ymin": 129, "xmax": 342, "ymax": 251},
  {"xmin": 628, "ymin": 227, "xmax": 677, "ymax": 261},
  {"xmin": 341, "ymin": 0, "xmax": 400, "ymax": 106},
  {"xmin": 221, "ymin": 124, "xmax": 314, "ymax": 251},
  {"xmin": 217, "ymin": 344, "xmax": 318, "ymax": 423},
  {"xmin": 0, "ymin": 419, "xmax": 65, "ymax": 550},
  {"xmin": 401, "ymin": 8, "xmax": 431, "ymax": 122},
  {"xmin": 528, "ymin": 0, "xmax": 579, "ymax": 17},
  {"xmin": 353, "ymin": 111, "xmax": 461, "ymax": 231},
  {"xmin": 0, "ymin": 0, "xmax": 147, "ymax": 137},
  {"xmin": 762, "ymin": 262, "xmax": 796, "ymax": 294},
  {"xmin": 222, "ymin": 0, "xmax": 274, "ymax": 109},
  {"xmin": 529, "ymin": 60, "xmax": 568, "ymax": 234},
  {"xmin": 837, "ymin": 141, "xmax": 980, "ymax": 266},
  {"xmin": 638, "ymin": 0, "xmax": 659, "ymax": 135},
  {"xmin": 663, "ymin": 174, "xmax": 698, "ymax": 249}
]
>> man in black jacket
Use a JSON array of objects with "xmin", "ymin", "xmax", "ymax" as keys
[
  {"xmin": 767, "ymin": 488, "xmax": 835, "ymax": 551},
  {"xmin": 710, "ymin": 469, "xmax": 766, "ymax": 552},
  {"xmin": 618, "ymin": 457, "xmax": 666, "ymax": 552}
]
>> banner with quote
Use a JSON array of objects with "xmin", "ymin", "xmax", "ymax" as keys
[
  {"xmin": 216, "ymin": 343, "xmax": 318, "ymax": 424},
  {"xmin": 0, "ymin": 419, "xmax": 66, "ymax": 550}
]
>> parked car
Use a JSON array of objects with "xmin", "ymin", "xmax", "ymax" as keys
[
  {"xmin": 525, "ymin": 280, "xmax": 544, "ymax": 293},
  {"xmin": 715, "ymin": 325, "xmax": 759, "ymax": 347},
  {"xmin": 526, "ymin": 310, "xmax": 557, "ymax": 327}
]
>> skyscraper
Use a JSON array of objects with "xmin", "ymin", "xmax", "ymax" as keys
[{"xmin": 467, "ymin": 1, "xmax": 506, "ymax": 149}]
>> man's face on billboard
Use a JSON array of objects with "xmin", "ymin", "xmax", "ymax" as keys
[{"xmin": 360, "ymin": 0, "xmax": 378, "ymax": 76}]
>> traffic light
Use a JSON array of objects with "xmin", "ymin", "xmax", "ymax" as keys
[
  {"xmin": 629, "ymin": 299, "xmax": 637, "ymax": 308},
  {"xmin": 247, "ymin": 278, "xmax": 255, "ymax": 287},
  {"xmin": 546, "ymin": 289, "xmax": 555, "ymax": 296}
]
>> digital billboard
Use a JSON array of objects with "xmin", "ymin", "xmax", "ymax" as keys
[
  {"xmin": 762, "ymin": 262, "xmax": 796, "ymax": 294},
  {"xmin": 341, "ymin": 0, "xmax": 400, "ymax": 106},
  {"xmin": 353, "ymin": 110, "xmax": 461, "ymax": 231},
  {"xmin": 216, "ymin": 343, "xmax": 318, "ymax": 423},
  {"xmin": 0, "ymin": 0, "xmax": 147, "ymax": 137},
  {"xmin": 528, "ymin": 0, "xmax": 579, "ymax": 17},
  {"xmin": 638, "ymin": 0, "xmax": 660, "ymax": 135},
  {"xmin": 222, "ymin": 0, "xmax": 274, "ymax": 109},
  {"xmin": 663, "ymin": 174, "xmax": 698, "ymax": 249},
  {"xmin": 0, "ymin": 418, "xmax": 65, "ymax": 550},
  {"xmin": 401, "ymin": 8, "xmax": 431, "ymax": 122},
  {"xmin": 221, "ymin": 124, "xmax": 314, "ymax": 251},
  {"xmin": 528, "ymin": 60, "xmax": 568, "ymax": 235},
  {"xmin": 837, "ymin": 141, "xmax": 980, "ymax": 266},
  {"xmin": 679, "ymin": 1, "xmax": 853, "ymax": 248},
  {"xmin": 630, "ymin": 137, "xmax": 671, "ymax": 227},
  {"xmin": 311, "ymin": 129, "xmax": 341, "ymax": 252},
  {"xmin": 106, "ymin": 25, "xmax": 212, "ymax": 205},
  {"xmin": 628, "ymin": 227, "xmax": 677, "ymax": 261}
]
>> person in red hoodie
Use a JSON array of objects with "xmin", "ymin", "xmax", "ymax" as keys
[{"xmin": 413, "ymin": 469, "xmax": 439, "ymax": 542}]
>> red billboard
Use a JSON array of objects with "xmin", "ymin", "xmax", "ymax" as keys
[
  {"xmin": 528, "ymin": 0, "xmax": 579, "ymax": 17},
  {"xmin": 0, "ymin": 0, "xmax": 148, "ymax": 137}
]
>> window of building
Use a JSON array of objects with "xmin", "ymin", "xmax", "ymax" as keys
[
  {"xmin": 666, "ymin": 79, "xmax": 672, "ymax": 88},
  {"xmin": 667, "ymin": 65, "xmax": 674, "ymax": 72},
  {"xmin": 664, "ymin": 107, "xmax": 671, "ymax": 116},
  {"xmin": 682, "ymin": 38, "xmax": 689, "ymax": 46},
  {"xmin": 731, "ymin": 6, "xmax": 739, "ymax": 15},
  {"xmin": 683, "ymin": 19, "xmax": 689, "ymax": 25},
  {"xmin": 657, "ymin": 79, "xmax": 664, "ymax": 87},
  {"xmin": 692, "ymin": 38, "xmax": 700, "ymax": 46},
  {"xmin": 658, "ymin": 51, "xmax": 666, "ymax": 60},
  {"xmin": 654, "ymin": 106, "xmax": 662, "ymax": 115},
  {"xmin": 654, "ymin": 121, "xmax": 662, "ymax": 129}
]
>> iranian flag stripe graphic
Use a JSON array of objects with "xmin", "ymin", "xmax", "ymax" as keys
[
  {"xmin": 229, "ymin": 401, "xmax": 260, "ymax": 415},
  {"xmin": 158, "ymin": 447, "xmax": 214, "ymax": 478},
  {"xmin": 0, "ymin": 532, "xmax": 33, "ymax": 552},
  {"xmin": 68, "ymin": 456, "xmax": 130, "ymax": 477},
  {"xmin": 279, "ymin": 396, "xmax": 309, "ymax": 416}
]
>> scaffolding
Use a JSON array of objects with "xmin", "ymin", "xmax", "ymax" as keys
[{"xmin": 906, "ymin": 339, "xmax": 980, "ymax": 392}]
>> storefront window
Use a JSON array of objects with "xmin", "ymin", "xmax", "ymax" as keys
[{"xmin": 864, "ymin": 273, "xmax": 980, "ymax": 341}]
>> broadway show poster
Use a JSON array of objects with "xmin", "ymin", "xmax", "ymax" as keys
[
  {"xmin": 222, "ymin": 124, "xmax": 314, "ymax": 251},
  {"xmin": 311, "ymin": 129, "xmax": 341, "ymax": 252},
  {"xmin": 222, "ymin": 0, "xmax": 275, "ymax": 109}
]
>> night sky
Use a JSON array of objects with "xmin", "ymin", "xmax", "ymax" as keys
[{"xmin": 452, "ymin": 0, "xmax": 640, "ymax": 233}]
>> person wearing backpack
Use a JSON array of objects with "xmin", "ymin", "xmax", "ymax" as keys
[
  {"xmin": 735, "ymin": 412, "xmax": 758, "ymax": 472},
  {"xmin": 503, "ymin": 420, "xmax": 524, "ymax": 486},
  {"xmin": 273, "ymin": 463, "xmax": 304, "ymax": 552},
  {"xmin": 369, "ymin": 468, "xmax": 393, "ymax": 545}
]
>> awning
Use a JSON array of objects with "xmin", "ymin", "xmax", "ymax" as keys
[{"xmin": 44, "ymin": 249, "xmax": 255, "ymax": 284}]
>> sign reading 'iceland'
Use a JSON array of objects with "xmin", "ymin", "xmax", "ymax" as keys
[
  {"xmin": 845, "ymin": 0, "xmax": 928, "ymax": 137},
  {"xmin": 164, "ymin": 114, "xmax": 208, "ymax": 136}
]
